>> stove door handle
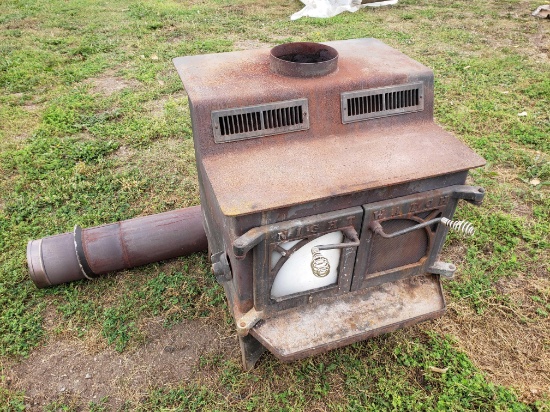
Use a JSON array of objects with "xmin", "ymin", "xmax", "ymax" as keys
[
  {"xmin": 451, "ymin": 185, "xmax": 485, "ymax": 205},
  {"xmin": 369, "ymin": 217, "xmax": 475, "ymax": 238},
  {"xmin": 233, "ymin": 227, "xmax": 266, "ymax": 260},
  {"xmin": 310, "ymin": 227, "xmax": 360, "ymax": 277},
  {"xmin": 313, "ymin": 227, "xmax": 360, "ymax": 251}
]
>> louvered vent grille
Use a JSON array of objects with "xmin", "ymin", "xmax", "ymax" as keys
[
  {"xmin": 341, "ymin": 82, "xmax": 424, "ymax": 124},
  {"xmin": 212, "ymin": 99, "xmax": 309, "ymax": 143}
]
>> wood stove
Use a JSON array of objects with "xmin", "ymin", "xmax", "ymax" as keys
[{"xmin": 173, "ymin": 38, "xmax": 486, "ymax": 369}]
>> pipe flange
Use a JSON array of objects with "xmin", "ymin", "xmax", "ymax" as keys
[
  {"xmin": 27, "ymin": 239, "xmax": 51, "ymax": 288},
  {"xmin": 74, "ymin": 225, "xmax": 99, "ymax": 280}
]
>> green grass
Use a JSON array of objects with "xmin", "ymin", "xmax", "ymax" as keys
[
  {"xmin": 0, "ymin": 0, "xmax": 549, "ymax": 409},
  {"xmin": 0, "ymin": 379, "xmax": 25, "ymax": 412},
  {"xmin": 138, "ymin": 333, "xmax": 536, "ymax": 411}
]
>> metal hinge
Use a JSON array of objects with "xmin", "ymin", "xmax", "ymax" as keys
[
  {"xmin": 211, "ymin": 251, "xmax": 232, "ymax": 282},
  {"xmin": 428, "ymin": 261, "xmax": 457, "ymax": 279},
  {"xmin": 236, "ymin": 308, "xmax": 264, "ymax": 337}
]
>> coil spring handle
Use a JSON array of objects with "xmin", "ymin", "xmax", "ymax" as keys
[
  {"xmin": 310, "ymin": 228, "xmax": 360, "ymax": 277},
  {"xmin": 369, "ymin": 217, "xmax": 475, "ymax": 239}
]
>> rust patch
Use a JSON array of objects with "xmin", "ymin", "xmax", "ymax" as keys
[
  {"xmin": 251, "ymin": 274, "xmax": 445, "ymax": 360},
  {"xmin": 202, "ymin": 125, "xmax": 485, "ymax": 216}
]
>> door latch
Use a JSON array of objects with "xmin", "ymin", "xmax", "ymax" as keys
[{"xmin": 310, "ymin": 227, "xmax": 360, "ymax": 277}]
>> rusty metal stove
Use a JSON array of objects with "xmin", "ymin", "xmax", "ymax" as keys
[{"xmin": 174, "ymin": 38, "xmax": 485, "ymax": 369}]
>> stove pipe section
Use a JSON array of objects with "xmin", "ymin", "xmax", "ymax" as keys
[
  {"xmin": 269, "ymin": 42, "xmax": 338, "ymax": 78},
  {"xmin": 27, "ymin": 206, "xmax": 208, "ymax": 288}
]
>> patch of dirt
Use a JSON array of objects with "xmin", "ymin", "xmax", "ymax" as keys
[
  {"xmin": 75, "ymin": 131, "xmax": 97, "ymax": 141},
  {"xmin": 478, "ymin": 162, "xmax": 547, "ymax": 219},
  {"xmin": 8, "ymin": 93, "xmax": 43, "ymax": 112},
  {"xmin": 9, "ymin": 318, "xmax": 233, "ymax": 410},
  {"xmin": 41, "ymin": 304, "xmax": 62, "ymax": 334},
  {"xmin": 144, "ymin": 98, "xmax": 167, "ymax": 118},
  {"xmin": 22, "ymin": 103, "xmax": 42, "ymax": 112},
  {"xmin": 144, "ymin": 91, "xmax": 187, "ymax": 118},
  {"xmin": 166, "ymin": 36, "xmax": 187, "ymax": 44},
  {"xmin": 4, "ymin": 17, "xmax": 39, "ymax": 30},
  {"xmin": 86, "ymin": 75, "xmax": 140, "ymax": 96},
  {"xmin": 530, "ymin": 31, "xmax": 550, "ymax": 61},
  {"xmin": 233, "ymin": 40, "xmax": 274, "ymax": 50},
  {"xmin": 493, "ymin": 167, "xmax": 536, "ymax": 218},
  {"xmin": 174, "ymin": 0, "xmax": 210, "ymax": 5},
  {"xmin": 108, "ymin": 145, "xmax": 135, "ymax": 164},
  {"xmin": 485, "ymin": 3, "xmax": 550, "ymax": 63},
  {"xmin": 113, "ymin": 137, "xmax": 199, "ymax": 211},
  {"xmin": 397, "ymin": 1, "xmax": 549, "ymax": 63},
  {"xmin": 435, "ymin": 245, "xmax": 550, "ymax": 401}
]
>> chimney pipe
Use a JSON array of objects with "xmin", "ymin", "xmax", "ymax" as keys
[
  {"xmin": 269, "ymin": 42, "xmax": 338, "ymax": 78},
  {"xmin": 27, "ymin": 206, "xmax": 207, "ymax": 288}
]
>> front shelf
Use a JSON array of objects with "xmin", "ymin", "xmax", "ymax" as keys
[{"xmin": 250, "ymin": 274, "xmax": 445, "ymax": 361}]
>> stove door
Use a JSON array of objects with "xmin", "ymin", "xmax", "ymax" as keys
[
  {"xmin": 252, "ymin": 207, "xmax": 363, "ymax": 313},
  {"xmin": 352, "ymin": 187, "xmax": 466, "ymax": 291}
]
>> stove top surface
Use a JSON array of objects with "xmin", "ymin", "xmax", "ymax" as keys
[
  {"xmin": 203, "ymin": 122, "xmax": 485, "ymax": 216},
  {"xmin": 174, "ymin": 38, "xmax": 427, "ymax": 102},
  {"xmin": 175, "ymin": 38, "xmax": 485, "ymax": 216}
]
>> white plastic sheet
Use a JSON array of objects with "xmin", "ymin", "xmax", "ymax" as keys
[
  {"xmin": 291, "ymin": 0, "xmax": 398, "ymax": 20},
  {"xmin": 532, "ymin": 4, "xmax": 550, "ymax": 18}
]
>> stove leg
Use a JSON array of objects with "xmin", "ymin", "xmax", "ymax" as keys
[{"xmin": 238, "ymin": 334, "xmax": 265, "ymax": 370}]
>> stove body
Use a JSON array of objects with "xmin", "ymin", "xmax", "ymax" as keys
[{"xmin": 174, "ymin": 38, "xmax": 485, "ymax": 369}]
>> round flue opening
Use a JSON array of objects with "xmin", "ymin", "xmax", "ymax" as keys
[{"xmin": 270, "ymin": 42, "xmax": 338, "ymax": 78}]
